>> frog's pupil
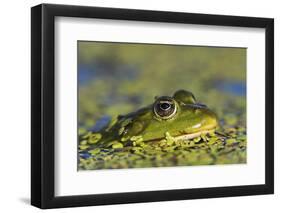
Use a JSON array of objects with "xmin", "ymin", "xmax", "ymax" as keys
[{"xmin": 160, "ymin": 103, "xmax": 170, "ymax": 110}]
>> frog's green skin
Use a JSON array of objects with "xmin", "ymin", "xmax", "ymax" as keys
[{"xmin": 90, "ymin": 90, "xmax": 218, "ymax": 146}]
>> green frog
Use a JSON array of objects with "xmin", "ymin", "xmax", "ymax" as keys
[{"xmin": 86, "ymin": 90, "xmax": 218, "ymax": 148}]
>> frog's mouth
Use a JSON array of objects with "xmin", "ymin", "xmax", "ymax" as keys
[
  {"xmin": 144, "ymin": 125, "xmax": 217, "ymax": 143},
  {"xmin": 174, "ymin": 128, "xmax": 215, "ymax": 141}
]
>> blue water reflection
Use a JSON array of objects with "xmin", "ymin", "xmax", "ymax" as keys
[{"xmin": 216, "ymin": 81, "xmax": 246, "ymax": 96}]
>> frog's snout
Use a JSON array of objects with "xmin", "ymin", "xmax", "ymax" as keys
[
  {"xmin": 195, "ymin": 107, "xmax": 218, "ymax": 129},
  {"xmin": 205, "ymin": 110, "xmax": 219, "ymax": 128}
]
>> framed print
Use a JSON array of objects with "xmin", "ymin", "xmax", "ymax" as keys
[{"xmin": 31, "ymin": 3, "xmax": 274, "ymax": 209}]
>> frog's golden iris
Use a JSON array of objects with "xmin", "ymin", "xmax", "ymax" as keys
[
  {"xmin": 153, "ymin": 96, "xmax": 177, "ymax": 120},
  {"xmin": 89, "ymin": 90, "xmax": 218, "ymax": 146}
]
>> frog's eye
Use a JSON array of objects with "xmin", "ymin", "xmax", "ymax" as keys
[
  {"xmin": 153, "ymin": 97, "xmax": 177, "ymax": 120},
  {"xmin": 173, "ymin": 90, "xmax": 196, "ymax": 105}
]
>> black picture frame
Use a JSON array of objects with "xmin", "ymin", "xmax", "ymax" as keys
[{"xmin": 31, "ymin": 3, "xmax": 274, "ymax": 209}]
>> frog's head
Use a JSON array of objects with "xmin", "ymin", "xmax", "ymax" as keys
[{"xmin": 133, "ymin": 90, "xmax": 218, "ymax": 141}]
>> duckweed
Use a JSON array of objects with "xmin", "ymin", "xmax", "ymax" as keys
[
  {"xmin": 78, "ymin": 128, "xmax": 246, "ymax": 170},
  {"xmin": 111, "ymin": 142, "xmax": 124, "ymax": 149}
]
